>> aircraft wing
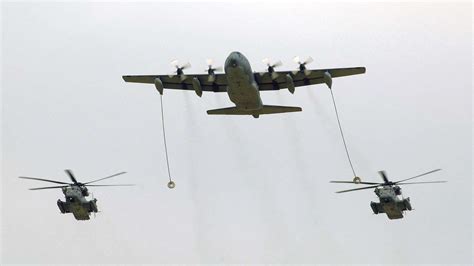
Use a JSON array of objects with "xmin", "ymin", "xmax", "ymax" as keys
[
  {"xmin": 122, "ymin": 74, "xmax": 228, "ymax": 92},
  {"xmin": 255, "ymin": 67, "xmax": 366, "ymax": 91}
]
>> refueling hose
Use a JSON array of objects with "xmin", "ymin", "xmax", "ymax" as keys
[
  {"xmin": 329, "ymin": 88, "xmax": 359, "ymax": 181},
  {"xmin": 159, "ymin": 94, "xmax": 175, "ymax": 189}
]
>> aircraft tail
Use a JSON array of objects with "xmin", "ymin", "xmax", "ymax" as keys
[{"xmin": 207, "ymin": 105, "xmax": 302, "ymax": 117}]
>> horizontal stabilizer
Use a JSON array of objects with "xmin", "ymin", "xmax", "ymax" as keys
[{"xmin": 207, "ymin": 105, "xmax": 302, "ymax": 116}]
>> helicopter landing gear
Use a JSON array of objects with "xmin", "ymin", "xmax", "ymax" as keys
[
  {"xmin": 370, "ymin": 202, "xmax": 380, "ymax": 214},
  {"xmin": 90, "ymin": 200, "xmax": 98, "ymax": 213},
  {"xmin": 353, "ymin": 176, "xmax": 362, "ymax": 183},
  {"xmin": 403, "ymin": 197, "xmax": 412, "ymax": 211},
  {"xmin": 57, "ymin": 199, "xmax": 66, "ymax": 213}
]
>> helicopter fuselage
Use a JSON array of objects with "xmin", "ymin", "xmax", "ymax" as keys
[
  {"xmin": 56, "ymin": 186, "xmax": 98, "ymax": 220},
  {"xmin": 370, "ymin": 186, "xmax": 412, "ymax": 219}
]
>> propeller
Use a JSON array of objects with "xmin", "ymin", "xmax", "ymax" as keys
[
  {"xmin": 84, "ymin": 171, "xmax": 127, "ymax": 185},
  {"xmin": 394, "ymin": 181, "xmax": 446, "ymax": 185},
  {"xmin": 378, "ymin": 170, "xmax": 390, "ymax": 184},
  {"xmin": 335, "ymin": 185, "xmax": 380, "ymax": 194},
  {"xmin": 205, "ymin": 59, "xmax": 222, "ymax": 82},
  {"xmin": 18, "ymin": 176, "xmax": 69, "ymax": 185},
  {"xmin": 292, "ymin": 56, "xmax": 313, "ymax": 76},
  {"xmin": 65, "ymin": 169, "xmax": 79, "ymax": 185},
  {"xmin": 331, "ymin": 169, "xmax": 445, "ymax": 193},
  {"xmin": 394, "ymin": 169, "xmax": 442, "ymax": 184},
  {"xmin": 330, "ymin": 180, "xmax": 380, "ymax": 185},
  {"xmin": 169, "ymin": 59, "xmax": 191, "ymax": 81},
  {"xmin": 29, "ymin": 185, "xmax": 69, "ymax": 190},
  {"xmin": 86, "ymin": 184, "xmax": 135, "ymax": 187},
  {"xmin": 261, "ymin": 58, "xmax": 282, "ymax": 80},
  {"xmin": 19, "ymin": 170, "xmax": 132, "ymax": 191}
]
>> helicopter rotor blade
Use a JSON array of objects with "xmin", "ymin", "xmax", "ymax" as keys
[
  {"xmin": 378, "ymin": 170, "xmax": 389, "ymax": 183},
  {"xmin": 336, "ymin": 185, "xmax": 380, "ymax": 193},
  {"xmin": 86, "ymin": 184, "xmax": 135, "ymax": 187},
  {"xmin": 394, "ymin": 169, "xmax": 442, "ymax": 184},
  {"xmin": 84, "ymin": 171, "xmax": 127, "ymax": 185},
  {"xmin": 65, "ymin": 169, "xmax": 79, "ymax": 184},
  {"xmin": 18, "ymin": 176, "xmax": 70, "ymax": 185},
  {"xmin": 397, "ymin": 181, "xmax": 447, "ymax": 185},
  {"xmin": 330, "ymin": 180, "xmax": 381, "ymax": 185},
  {"xmin": 29, "ymin": 185, "xmax": 69, "ymax": 190}
]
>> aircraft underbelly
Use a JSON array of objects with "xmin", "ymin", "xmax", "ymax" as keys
[
  {"xmin": 383, "ymin": 202, "xmax": 403, "ymax": 219},
  {"xmin": 226, "ymin": 67, "xmax": 262, "ymax": 110},
  {"xmin": 70, "ymin": 202, "xmax": 90, "ymax": 220}
]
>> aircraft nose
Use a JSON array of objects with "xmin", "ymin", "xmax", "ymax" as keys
[
  {"xmin": 226, "ymin": 57, "xmax": 238, "ymax": 68},
  {"xmin": 226, "ymin": 51, "xmax": 241, "ymax": 68}
]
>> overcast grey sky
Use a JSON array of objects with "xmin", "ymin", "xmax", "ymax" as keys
[{"xmin": 1, "ymin": 1, "xmax": 472, "ymax": 264}]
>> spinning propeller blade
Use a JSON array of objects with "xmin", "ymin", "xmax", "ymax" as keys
[
  {"xmin": 65, "ymin": 169, "xmax": 79, "ymax": 184},
  {"xmin": 170, "ymin": 59, "xmax": 179, "ymax": 67},
  {"xmin": 20, "ymin": 170, "xmax": 131, "ymax": 192},
  {"xmin": 394, "ymin": 169, "xmax": 442, "ymax": 184},
  {"xmin": 330, "ymin": 180, "xmax": 380, "ymax": 185},
  {"xmin": 18, "ymin": 176, "xmax": 70, "ymax": 185},
  {"xmin": 181, "ymin": 62, "xmax": 191, "ymax": 69},
  {"xmin": 336, "ymin": 185, "xmax": 380, "ymax": 194},
  {"xmin": 84, "ymin": 171, "xmax": 128, "ymax": 185},
  {"xmin": 293, "ymin": 56, "xmax": 313, "ymax": 65},
  {"xmin": 29, "ymin": 185, "xmax": 69, "ymax": 190},
  {"xmin": 86, "ymin": 184, "xmax": 135, "ymax": 187},
  {"xmin": 332, "ymin": 169, "xmax": 444, "ymax": 193},
  {"xmin": 169, "ymin": 59, "xmax": 191, "ymax": 81},
  {"xmin": 206, "ymin": 59, "xmax": 222, "ymax": 82},
  {"xmin": 378, "ymin": 170, "xmax": 390, "ymax": 184},
  {"xmin": 262, "ymin": 58, "xmax": 282, "ymax": 80},
  {"xmin": 397, "ymin": 181, "xmax": 447, "ymax": 185},
  {"xmin": 293, "ymin": 56, "xmax": 313, "ymax": 76}
]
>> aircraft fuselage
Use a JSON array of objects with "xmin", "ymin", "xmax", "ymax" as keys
[
  {"xmin": 224, "ymin": 51, "xmax": 263, "ymax": 111},
  {"xmin": 370, "ymin": 186, "xmax": 412, "ymax": 219},
  {"xmin": 57, "ymin": 186, "xmax": 98, "ymax": 220}
]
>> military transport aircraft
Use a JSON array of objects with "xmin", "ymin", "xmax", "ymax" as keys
[{"xmin": 123, "ymin": 51, "xmax": 365, "ymax": 118}]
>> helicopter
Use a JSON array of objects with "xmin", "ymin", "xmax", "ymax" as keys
[
  {"xmin": 331, "ymin": 169, "xmax": 445, "ymax": 219},
  {"xmin": 19, "ymin": 169, "xmax": 133, "ymax": 221}
]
